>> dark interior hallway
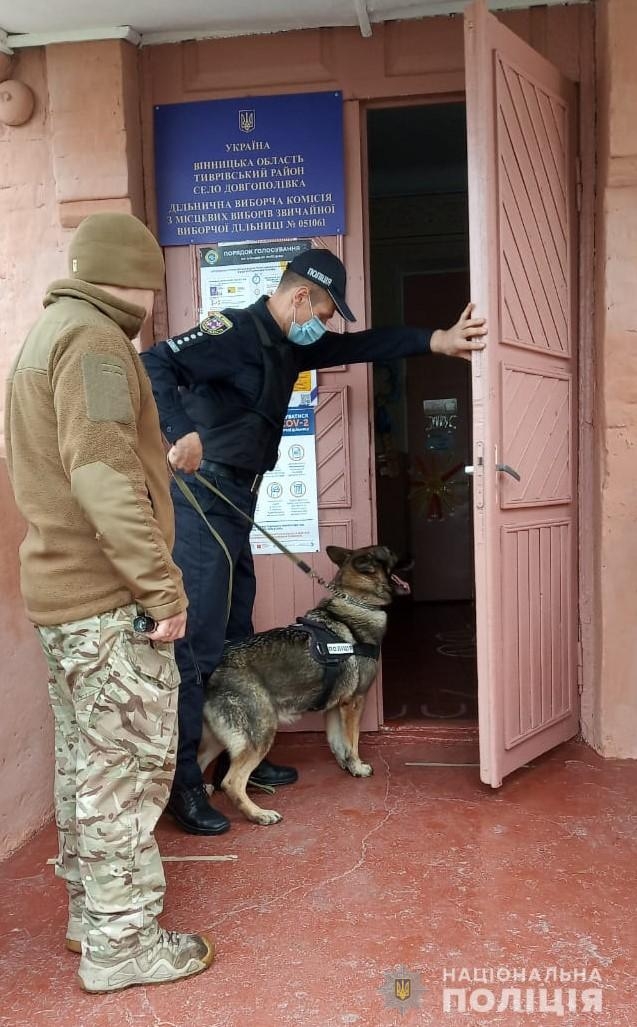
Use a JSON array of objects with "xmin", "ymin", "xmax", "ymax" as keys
[{"xmin": 382, "ymin": 600, "xmax": 478, "ymax": 725}]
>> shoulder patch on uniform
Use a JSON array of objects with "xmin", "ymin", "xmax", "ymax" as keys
[
  {"xmin": 82, "ymin": 353, "xmax": 134, "ymax": 424},
  {"xmin": 200, "ymin": 312, "xmax": 233, "ymax": 336},
  {"xmin": 166, "ymin": 313, "xmax": 233, "ymax": 352}
]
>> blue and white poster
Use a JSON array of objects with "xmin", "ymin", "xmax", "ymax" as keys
[
  {"xmin": 154, "ymin": 91, "xmax": 345, "ymax": 246},
  {"xmin": 250, "ymin": 409, "xmax": 320, "ymax": 556}
]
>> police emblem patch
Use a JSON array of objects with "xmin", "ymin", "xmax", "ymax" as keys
[
  {"xmin": 200, "ymin": 312, "xmax": 233, "ymax": 335},
  {"xmin": 166, "ymin": 312, "xmax": 233, "ymax": 352}
]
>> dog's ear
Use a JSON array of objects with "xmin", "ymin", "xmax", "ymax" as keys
[{"xmin": 326, "ymin": 545, "xmax": 350, "ymax": 567}]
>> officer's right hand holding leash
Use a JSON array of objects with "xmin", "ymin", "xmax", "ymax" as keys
[
  {"xmin": 168, "ymin": 431, "xmax": 203, "ymax": 474},
  {"xmin": 430, "ymin": 302, "xmax": 488, "ymax": 360}
]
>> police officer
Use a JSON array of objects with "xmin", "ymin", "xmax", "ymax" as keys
[{"xmin": 142, "ymin": 249, "xmax": 487, "ymax": 835}]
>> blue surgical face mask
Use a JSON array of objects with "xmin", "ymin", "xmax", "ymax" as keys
[{"xmin": 287, "ymin": 296, "xmax": 327, "ymax": 346}]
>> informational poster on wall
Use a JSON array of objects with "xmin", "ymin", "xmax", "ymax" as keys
[
  {"xmin": 154, "ymin": 91, "xmax": 345, "ymax": 246},
  {"xmin": 250, "ymin": 408, "xmax": 320, "ymax": 556},
  {"xmin": 198, "ymin": 240, "xmax": 318, "ymax": 406}
]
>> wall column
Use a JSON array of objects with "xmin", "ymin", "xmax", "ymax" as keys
[
  {"xmin": 46, "ymin": 39, "xmax": 145, "ymax": 226},
  {"xmin": 0, "ymin": 39, "xmax": 144, "ymax": 856},
  {"xmin": 591, "ymin": 0, "xmax": 637, "ymax": 757}
]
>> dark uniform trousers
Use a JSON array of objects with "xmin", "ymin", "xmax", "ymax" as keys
[{"xmin": 170, "ymin": 469, "xmax": 258, "ymax": 789}]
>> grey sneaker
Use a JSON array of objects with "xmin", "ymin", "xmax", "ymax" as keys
[{"xmin": 78, "ymin": 929, "xmax": 215, "ymax": 993}]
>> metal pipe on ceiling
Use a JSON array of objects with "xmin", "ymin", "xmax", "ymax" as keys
[{"xmin": 353, "ymin": 0, "xmax": 373, "ymax": 37}]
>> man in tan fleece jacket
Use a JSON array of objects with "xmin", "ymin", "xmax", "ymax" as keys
[{"xmin": 4, "ymin": 213, "xmax": 214, "ymax": 993}]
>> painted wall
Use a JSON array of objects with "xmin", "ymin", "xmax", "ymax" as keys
[
  {"xmin": 0, "ymin": 47, "xmax": 67, "ymax": 859},
  {"xmin": 0, "ymin": 40, "xmax": 146, "ymax": 857},
  {"xmin": 588, "ymin": 0, "xmax": 637, "ymax": 758}
]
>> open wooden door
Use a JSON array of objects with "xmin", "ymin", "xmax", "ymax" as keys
[{"xmin": 464, "ymin": 1, "xmax": 579, "ymax": 786}]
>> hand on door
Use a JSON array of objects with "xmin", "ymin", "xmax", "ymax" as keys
[{"xmin": 430, "ymin": 303, "xmax": 487, "ymax": 361}]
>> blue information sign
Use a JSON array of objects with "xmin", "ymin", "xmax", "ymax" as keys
[{"xmin": 154, "ymin": 91, "xmax": 345, "ymax": 246}]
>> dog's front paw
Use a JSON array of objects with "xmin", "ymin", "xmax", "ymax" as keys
[
  {"xmin": 348, "ymin": 760, "xmax": 373, "ymax": 777},
  {"xmin": 253, "ymin": 809, "xmax": 283, "ymax": 826}
]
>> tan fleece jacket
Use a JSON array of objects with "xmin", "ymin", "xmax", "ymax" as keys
[{"xmin": 4, "ymin": 279, "xmax": 187, "ymax": 626}]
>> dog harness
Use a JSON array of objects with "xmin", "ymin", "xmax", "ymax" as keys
[{"xmin": 294, "ymin": 616, "xmax": 380, "ymax": 711}]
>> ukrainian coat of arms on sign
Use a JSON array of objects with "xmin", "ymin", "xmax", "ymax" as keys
[{"xmin": 239, "ymin": 109, "xmax": 255, "ymax": 133}]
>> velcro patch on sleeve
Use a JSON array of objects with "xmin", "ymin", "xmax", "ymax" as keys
[{"xmin": 82, "ymin": 353, "xmax": 134, "ymax": 424}]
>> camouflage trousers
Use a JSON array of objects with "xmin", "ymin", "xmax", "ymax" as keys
[{"xmin": 36, "ymin": 603, "xmax": 179, "ymax": 962}]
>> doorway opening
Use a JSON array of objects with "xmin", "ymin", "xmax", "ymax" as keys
[{"xmin": 367, "ymin": 101, "xmax": 478, "ymax": 728}]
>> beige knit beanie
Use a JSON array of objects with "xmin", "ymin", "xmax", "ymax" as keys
[{"xmin": 68, "ymin": 213, "xmax": 165, "ymax": 290}]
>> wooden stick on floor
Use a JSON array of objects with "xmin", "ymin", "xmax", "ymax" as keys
[{"xmin": 46, "ymin": 854, "xmax": 238, "ymax": 865}]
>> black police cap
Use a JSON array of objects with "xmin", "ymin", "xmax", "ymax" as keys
[{"xmin": 287, "ymin": 249, "xmax": 356, "ymax": 323}]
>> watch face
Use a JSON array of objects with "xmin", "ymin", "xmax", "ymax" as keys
[{"xmin": 133, "ymin": 616, "xmax": 155, "ymax": 633}]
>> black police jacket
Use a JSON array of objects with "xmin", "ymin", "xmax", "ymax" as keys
[{"xmin": 141, "ymin": 296, "xmax": 432, "ymax": 475}]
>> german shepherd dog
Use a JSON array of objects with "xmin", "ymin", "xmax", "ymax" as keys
[{"xmin": 198, "ymin": 545, "xmax": 410, "ymax": 825}]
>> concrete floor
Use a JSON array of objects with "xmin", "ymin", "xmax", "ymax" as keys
[{"xmin": 0, "ymin": 733, "xmax": 634, "ymax": 1026}]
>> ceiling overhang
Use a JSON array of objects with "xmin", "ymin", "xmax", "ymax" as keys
[{"xmin": 1, "ymin": 0, "xmax": 590, "ymax": 50}]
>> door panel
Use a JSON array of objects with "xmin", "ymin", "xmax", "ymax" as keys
[
  {"xmin": 501, "ymin": 519, "xmax": 574, "ymax": 745},
  {"xmin": 316, "ymin": 386, "xmax": 352, "ymax": 508},
  {"xmin": 501, "ymin": 365, "xmax": 572, "ymax": 507},
  {"xmin": 464, "ymin": 0, "xmax": 579, "ymax": 786},
  {"xmin": 497, "ymin": 60, "xmax": 571, "ymax": 355}
]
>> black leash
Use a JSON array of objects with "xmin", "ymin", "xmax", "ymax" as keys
[{"xmin": 168, "ymin": 460, "xmax": 382, "ymax": 613}]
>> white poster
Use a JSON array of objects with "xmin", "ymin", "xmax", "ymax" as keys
[
  {"xmin": 199, "ymin": 240, "xmax": 318, "ymax": 405},
  {"xmin": 250, "ymin": 408, "xmax": 320, "ymax": 556}
]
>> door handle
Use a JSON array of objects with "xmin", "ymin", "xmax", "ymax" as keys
[{"xmin": 496, "ymin": 463, "xmax": 521, "ymax": 482}]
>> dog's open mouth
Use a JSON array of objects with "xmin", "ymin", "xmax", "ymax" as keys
[{"xmin": 390, "ymin": 572, "xmax": 411, "ymax": 596}]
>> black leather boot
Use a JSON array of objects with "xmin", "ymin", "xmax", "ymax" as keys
[
  {"xmin": 213, "ymin": 751, "xmax": 299, "ymax": 790},
  {"xmin": 167, "ymin": 783, "xmax": 231, "ymax": 835}
]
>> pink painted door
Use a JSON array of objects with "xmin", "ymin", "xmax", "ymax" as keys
[{"xmin": 464, "ymin": 1, "xmax": 579, "ymax": 786}]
